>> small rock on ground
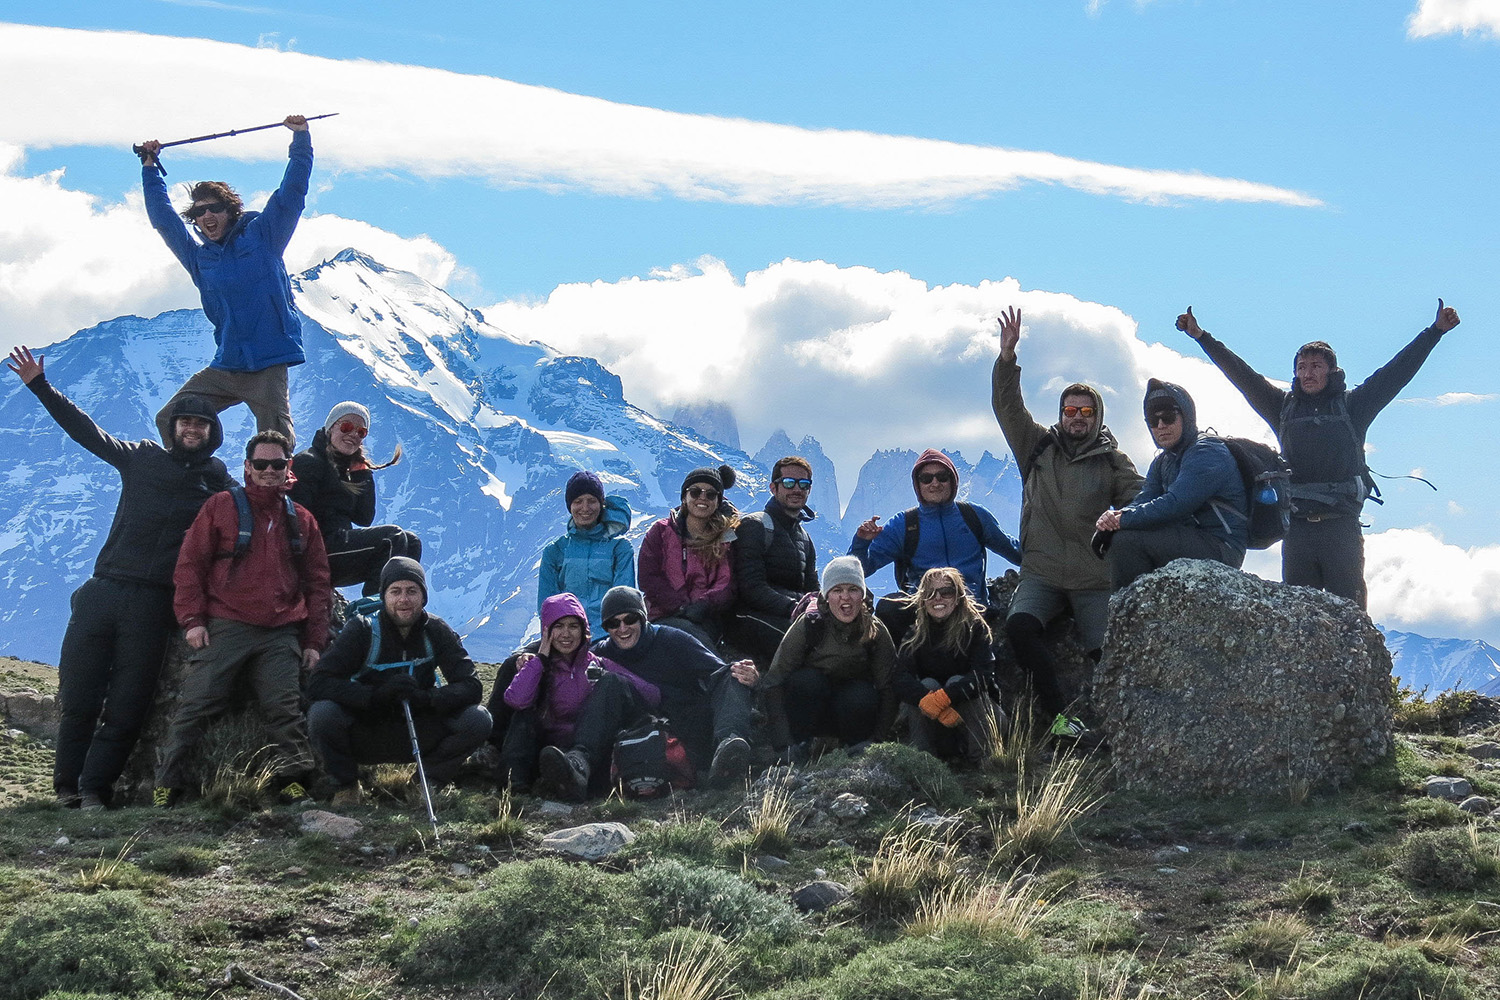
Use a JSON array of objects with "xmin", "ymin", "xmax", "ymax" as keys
[
  {"xmin": 792, "ymin": 880, "xmax": 850, "ymax": 912},
  {"xmin": 300, "ymin": 810, "xmax": 364, "ymax": 840},
  {"xmin": 541, "ymin": 822, "xmax": 635, "ymax": 860},
  {"xmin": 1424, "ymin": 776, "xmax": 1472, "ymax": 801}
]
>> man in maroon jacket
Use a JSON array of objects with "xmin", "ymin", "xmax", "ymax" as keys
[{"xmin": 154, "ymin": 429, "xmax": 331, "ymax": 805}]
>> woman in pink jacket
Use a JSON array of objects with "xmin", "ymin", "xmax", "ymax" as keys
[{"xmin": 637, "ymin": 465, "xmax": 740, "ymax": 649}]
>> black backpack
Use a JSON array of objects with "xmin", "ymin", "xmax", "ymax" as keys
[
  {"xmin": 611, "ymin": 717, "xmax": 694, "ymax": 798},
  {"xmin": 896, "ymin": 501, "xmax": 985, "ymax": 593},
  {"xmin": 1205, "ymin": 435, "xmax": 1292, "ymax": 550}
]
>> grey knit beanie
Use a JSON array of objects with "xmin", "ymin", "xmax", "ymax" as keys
[
  {"xmin": 820, "ymin": 555, "xmax": 866, "ymax": 596},
  {"xmin": 600, "ymin": 586, "xmax": 648, "ymax": 623},
  {"xmin": 325, "ymin": 401, "xmax": 370, "ymax": 433}
]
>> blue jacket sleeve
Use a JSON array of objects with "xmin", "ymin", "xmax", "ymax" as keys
[
  {"xmin": 538, "ymin": 538, "xmax": 564, "ymax": 612},
  {"xmin": 976, "ymin": 506, "xmax": 1022, "ymax": 566},
  {"xmin": 849, "ymin": 510, "xmax": 905, "ymax": 576},
  {"xmin": 1120, "ymin": 440, "xmax": 1239, "ymax": 530},
  {"xmin": 142, "ymin": 164, "xmax": 199, "ymax": 278},
  {"xmin": 249, "ymin": 130, "xmax": 313, "ymax": 256}
]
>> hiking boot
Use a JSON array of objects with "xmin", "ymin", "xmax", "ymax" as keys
[
  {"xmin": 1049, "ymin": 714, "xmax": 1088, "ymax": 739},
  {"xmin": 79, "ymin": 791, "xmax": 106, "ymax": 812},
  {"xmin": 330, "ymin": 785, "xmax": 363, "ymax": 809},
  {"xmin": 538, "ymin": 745, "xmax": 589, "ymax": 801},
  {"xmin": 277, "ymin": 780, "xmax": 310, "ymax": 804},
  {"xmin": 709, "ymin": 736, "xmax": 752, "ymax": 786},
  {"xmin": 55, "ymin": 788, "xmax": 81, "ymax": 809},
  {"xmin": 153, "ymin": 786, "xmax": 183, "ymax": 809}
]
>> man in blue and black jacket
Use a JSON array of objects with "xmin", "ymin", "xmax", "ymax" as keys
[{"xmin": 1096, "ymin": 380, "xmax": 1248, "ymax": 591}]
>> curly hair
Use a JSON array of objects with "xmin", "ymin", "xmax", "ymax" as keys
[
  {"xmin": 898, "ymin": 567, "xmax": 991, "ymax": 658},
  {"xmin": 677, "ymin": 504, "xmax": 741, "ymax": 567},
  {"xmin": 180, "ymin": 180, "xmax": 244, "ymax": 225}
]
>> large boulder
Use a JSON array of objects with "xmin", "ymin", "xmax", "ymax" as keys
[{"xmin": 1097, "ymin": 560, "xmax": 1393, "ymax": 797}]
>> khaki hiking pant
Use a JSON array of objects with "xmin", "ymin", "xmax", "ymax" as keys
[{"xmin": 156, "ymin": 364, "xmax": 293, "ymax": 449}]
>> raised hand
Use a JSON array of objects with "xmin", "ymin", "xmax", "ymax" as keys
[
  {"xmin": 998, "ymin": 306, "xmax": 1022, "ymax": 362},
  {"xmin": 284, "ymin": 114, "xmax": 309, "ymax": 132},
  {"xmin": 5, "ymin": 345, "xmax": 43, "ymax": 385},
  {"xmin": 135, "ymin": 139, "xmax": 162, "ymax": 166},
  {"xmin": 1175, "ymin": 306, "xmax": 1204, "ymax": 340},
  {"xmin": 855, "ymin": 515, "xmax": 883, "ymax": 541},
  {"xmin": 1433, "ymin": 298, "xmax": 1460, "ymax": 334}
]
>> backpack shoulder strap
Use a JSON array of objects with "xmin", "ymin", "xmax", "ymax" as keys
[
  {"xmin": 1023, "ymin": 435, "xmax": 1054, "ymax": 481},
  {"xmin": 228, "ymin": 485, "xmax": 252, "ymax": 559}
]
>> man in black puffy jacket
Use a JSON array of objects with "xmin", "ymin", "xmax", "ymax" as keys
[
  {"xmin": 7, "ymin": 345, "xmax": 233, "ymax": 810},
  {"xmin": 306, "ymin": 557, "xmax": 491, "ymax": 805},
  {"xmin": 727, "ymin": 456, "xmax": 819, "ymax": 664}
]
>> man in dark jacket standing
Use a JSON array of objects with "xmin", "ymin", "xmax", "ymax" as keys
[
  {"xmin": 991, "ymin": 307, "xmax": 1143, "ymax": 734},
  {"xmin": 155, "ymin": 430, "xmax": 330, "ymax": 805},
  {"xmin": 728, "ymin": 456, "xmax": 820, "ymax": 664},
  {"xmin": 591, "ymin": 587, "xmax": 759, "ymax": 785},
  {"xmin": 1097, "ymin": 380, "xmax": 1248, "ymax": 591},
  {"xmin": 138, "ymin": 115, "xmax": 313, "ymax": 448},
  {"xmin": 1178, "ymin": 301, "xmax": 1460, "ymax": 607},
  {"xmin": 307, "ymin": 557, "xmax": 491, "ymax": 806},
  {"xmin": 6, "ymin": 345, "xmax": 234, "ymax": 810}
]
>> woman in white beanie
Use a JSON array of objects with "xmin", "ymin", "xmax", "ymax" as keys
[
  {"xmin": 759, "ymin": 555, "xmax": 896, "ymax": 761},
  {"xmin": 290, "ymin": 401, "xmax": 419, "ymax": 596}
]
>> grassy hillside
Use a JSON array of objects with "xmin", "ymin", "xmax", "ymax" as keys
[{"xmin": 1, "ymin": 662, "xmax": 1496, "ymax": 1000}]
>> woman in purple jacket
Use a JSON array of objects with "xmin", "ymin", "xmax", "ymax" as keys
[{"xmin": 499, "ymin": 593, "xmax": 658, "ymax": 798}]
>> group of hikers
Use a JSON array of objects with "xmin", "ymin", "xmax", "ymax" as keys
[{"xmin": 4, "ymin": 114, "xmax": 1465, "ymax": 810}]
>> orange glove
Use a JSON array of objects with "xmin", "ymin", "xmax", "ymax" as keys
[{"xmin": 919, "ymin": 688, "xmax": 951, "ymax": 720}]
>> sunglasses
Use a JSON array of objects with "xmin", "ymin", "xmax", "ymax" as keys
[
  {"xmin": 1148, "ymin": 409, "xmax": 1181, "ymax": 427},
  {"xmin": 1062, "ymin": 405, "xmax": 1096, "ymax": 418},
  {"xmin": 916, "ymin": 471, "xmax": 953, "ymax": 485},
  {"xmin": 776, "ymin": 477, "xmax": 813, "ymax": 490},
  {"xmin": 249, "ymin": 458, "xmax": 289, "ymax": 471},
  {"xmin": 186, "ymin": 202, "xmax": 229, "ymax": 220},
  {"xmin": 603, "ymin": 612, "xmax": 642, "ymax": 631},
  {"xmin": 335, "ymin": 420, "xmax": 368, "ymax": 438},
  {"xmin": 926, "ymin": 585, "xmax": 958, "ymax": 600},
  {"xmin": 685, "ymin": 486, "xmax": 719, "ymax": 500}
]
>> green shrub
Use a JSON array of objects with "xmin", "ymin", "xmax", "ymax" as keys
[
  {"xmin": 625, "ymin": 817, "xmax": 722, "ymax": 864},
  {"xmin": 0, "ymin": 891, "xmax": 180, "ymax": 999},
  {"xmin": 637, "ymin": 859, "xmax": 804, "ymax": 943},
  {"xmin": 1400, "ymin": 828, "xmax": 1481, "ymax": 890},
  {"xmin": 394, "ymin": 858, "xmax": 635, "ymax": 995},
  {"xmin": 849, "ymin": 742, "xmax": 967, "ymax": 810},
  {"xmin": 137, "ymin": 845, "xmax": 215, "ymax": 877},
  {"xmin": 1297, "ymin": 944, "xmax": 1469, "ymax": 1000}
]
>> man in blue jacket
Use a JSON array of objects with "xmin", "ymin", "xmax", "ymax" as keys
[
  {"xmin": 1096, "ymin": 380, "xmax": 1248, "ymax": 591},
  {"xmin": 849, "ymin": 449, "xmax": 1020, "ymax": 637},
  {"xmin": 138, "ymin": 114, "xmax": 313, "ymax": 448}
]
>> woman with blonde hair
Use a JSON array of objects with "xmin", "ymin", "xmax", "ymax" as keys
[
  {"xmin": 893, "ymin": 567, "xmax": 996, "ymax": 765},
  {"xmin": 638, "ymin": 464, "xmax": 740, "ymax": 648}
]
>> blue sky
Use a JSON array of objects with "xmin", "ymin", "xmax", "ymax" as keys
[{"xmin": 2, "ymin": 1, "xmax": 1498, "ymax": 641}]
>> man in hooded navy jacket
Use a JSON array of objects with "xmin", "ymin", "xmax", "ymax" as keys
[
  {"xmin": 7, "ymin": 345, "xmax": 233, "ymax": 810},
  {"xmin": 1178, "ymin": 301, "xmax": 1460, "ymax": 607},
  {"xmin": 1096, "ymin": 380, "xmax": 1248, "ymax": 591}
]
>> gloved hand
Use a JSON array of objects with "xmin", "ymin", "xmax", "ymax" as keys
[
  {"xmin": 1091, "ymin": 529, "xmax": 1115, "ymax": 560},
  {"xmin": 944, "ymin": 676, "xmax": 981, "ymax": 703},
  {"xmin": 372, "ymin": 672, "xmax": 420, "ymax": 709},
  {"xmin": 919, "ymin": 688, "xmax": 963, "ymax": 728},
  {"xmin": 679, "ymin": 600, "xmax": 710, "ymax": 623}
]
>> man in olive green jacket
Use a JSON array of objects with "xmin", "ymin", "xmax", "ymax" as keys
[{"xmin": 991, "ymin": 307, "xmax": 1143, "ymax": 734}]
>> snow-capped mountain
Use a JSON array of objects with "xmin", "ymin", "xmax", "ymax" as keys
[
  {"xmin": 0, "ymin": 249, "xmax": 1022, "ymax": 664},
  {"xmin": 1382, "ymin": 628, "xmax": 1500, "ymax": 696}
]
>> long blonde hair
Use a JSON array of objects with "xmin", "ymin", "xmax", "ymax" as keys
[
  {"xmin": 679, "ymin": 504, "xmax": 741, "ymax": 567},
  {"xmin": 899, "ymin": 567, "xmax": 990, "ymax": 657}
]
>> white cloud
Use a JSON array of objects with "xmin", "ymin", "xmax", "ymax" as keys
[
  {"xmin": 1367, "ymin": 527, "xmax": 1500, "ymax": 638},
  {"xmin": 1396, "ymin": 391, "xmax": 1499, "ymax": 406},
  {"xmin": 482, "ymin": 256, "xmax": 1277, "ymax": 477},
  {"xmin": 0, "ymin": 148, "xmax": 458, "ymax": 352},
  {"xmin": 1407, "ymin": 0, "xmax": 1500, "ymax": 39},
  {"xmin": 0, "ymin": 22, "xmax": 1321, "ymax": 210}
]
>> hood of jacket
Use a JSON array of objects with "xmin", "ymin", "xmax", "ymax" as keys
[
  {"xmin": 909, "ymin": 448, "xmax": 959, "ymax": 501},
  {"xmin": 540, "ymin": 592, "xmax": 591, "ymax": 637},
  {"xmin": 1052, "ymin": 382, "xmax": 1109, "ymax": 455},
  {"xmin": 1142, "ymin": 378, "xmax": 1200, "ymax": 452},
  {"xmin": 569, "ymin": 494, "xmax": 632, "ymax": 539},
  {"xmin": 167, "ymin": 393, "xmax": 226, "ymax": 458}
]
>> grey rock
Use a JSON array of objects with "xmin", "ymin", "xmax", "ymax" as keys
[
  {"xmin": 1095, "ymin": 561, "xmax": 1394, "ymax": 797},
  {"xmin": 1151, "ymin": 846, "xmax": 1189, "ymax": 863},
  {"xmin": 541, "ymin": 822, "xmax": 635, "ymax": 860},
  {"xmin": 0, "ymin": 691, "xmax": 58, "ymax": 741},
  {"xmin": 1469, "ymin": 742, "xmax": 1500, "ymax": 760},
  {"xmin": 53, "ymin": 836, "xmax": 68, "ymax": 847},
  {"xmin": 537, "ymin": 799, "xmax": 574, "ymax": 816},
  {"xmin": 1424, "ymin": 776, "xmax": 1472, "ymax": 801},
  {"xmin": 300, "ymin": 810, "xmax": 364, "ymax": 840},
  {"xmin": 304, "ymin": 936, "xmax": 321, "ymax": 950},
  {"xmin": 754, "ymin": 855, "xmax": 791, "ymax": 872},
  {"xmin": 1342, "ymin": 821, "xmax": 1371, "ymax": 835},
  {"xmin": 792, "ymin": 880, "xmax": 850, "ymax": 912},
  {"xmin": 827, "ymin": 792, "xmax": 869, "ymax": 821},
  {"xmin": 450, "ymin": 862, "xmax": 474, "ymax": 876},
  {"xmin": 911, "ymin": 808, "xmax": 962, "ymax": 828},
  {"xmin": 1157, "ymin": 867, "xmax": 1178, "ymax": 874},
  {"xmin": 1459, "ymin": 795, "xmax": 1492, "ymax": 814}
]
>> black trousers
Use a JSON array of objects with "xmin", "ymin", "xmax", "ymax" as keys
[
  {"xmin": 725, "ymin": 611, "xmax": 792, "ymax": 667},
  {"xmin": 781, "ymin": 668, "xmax": 880, "ymax": 745},
  {"xmin": 327, "ymin": 526, "xmax": 423, "ymax": 596},
  {"xmin": 307, "ymin": 700, "xmax": 491, "ymax": 787},
  {"xmin": 54, "ymin": 577, "xmax": 176, "ymax": 800},
  {"xmin": 1284, "ymin": 515, "xmax": 1366, "ymax": 608},
  {"xmin": 659, "ymin": 669, "xmax": 756, "ymax": 768},
  {"xmin": 1109, "ymin": 524, "xmax": 1240, "ymax": 591},
  {"xmin": 498, "ymin": 673, "xmax": 649, "ymax": 795}
]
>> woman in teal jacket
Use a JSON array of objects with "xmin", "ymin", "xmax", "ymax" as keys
[{"xmin": 538, "ymin": 471, "xmax": 636, "ymax": 633}]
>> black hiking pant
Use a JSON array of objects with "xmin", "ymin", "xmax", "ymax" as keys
[
  {"xmin": 660, "ymin": 668, "xmax": 756, "ymax": 769},
  {"xmin": 725, "ymin": 610, "xmax": 792, "ymax": 667},
  {"xmin": 307, "ymin": 700, "xmax": 491, "ymax": 788},
  {"xmin": 54, "ymin": 576, "xmax": 177, "ymax": 801},
  {"xmin": 1108, "ymin": 524, "xmax": 1242, "ymax": 592},
  {"xmin": 327, "ymin": 526, "xmax": 422, "ymax": 596},
  {"xmin": 496, "ymin": 673, "xmax": 649, "ymax": 796},
  {"xmin": 484, "ymin": 641, "xmax": 540, "ymax": 753},
  {"xmin": 1284, "ymin": 515, "xmax": 1366, "ymax": 608},
  {"xmin": 1004, "ymin": 612, "xmax": 1074, "ymax": 719},
  {"xmin": 780, "ymin": 668, "xmax": 881, "ymax": 746}
]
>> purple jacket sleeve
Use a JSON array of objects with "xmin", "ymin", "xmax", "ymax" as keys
[{"xmin": 504, "ymin": 654, "xmax": 545, "ymax": 710}]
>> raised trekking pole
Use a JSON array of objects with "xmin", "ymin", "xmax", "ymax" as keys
[
  {"xmin": 402, "ymin": 699, "xmax": 443, "ymax": 849},
  {"xmin": 133, "ymin": 113, "xmax": 338, "ymax": 173}
]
